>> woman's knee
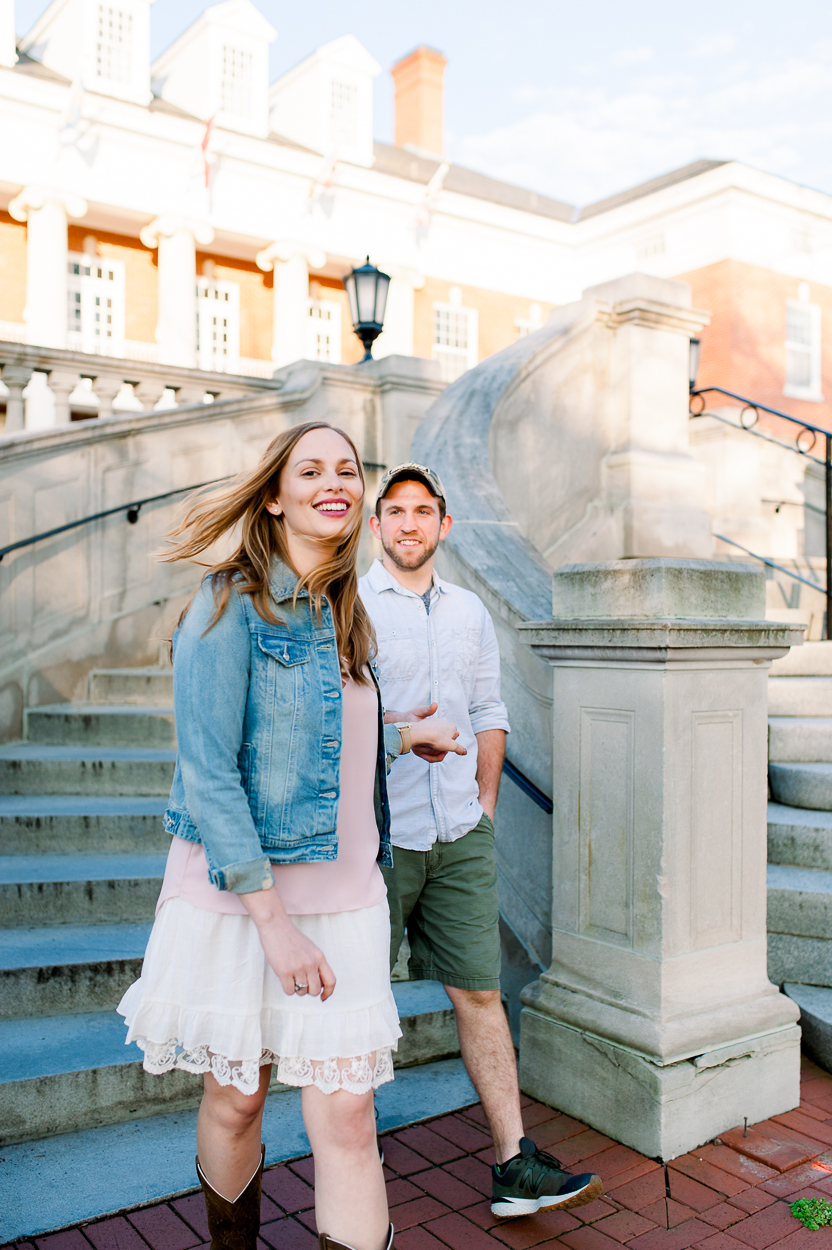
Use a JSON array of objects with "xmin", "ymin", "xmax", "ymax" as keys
[
  {"xmin": 202, "ymin": 1073, "xmax": 268, "ymax": 1134},
  {"xmin": 312, "ymin": 1091, "xmax": 377, "ymax": 1154}
]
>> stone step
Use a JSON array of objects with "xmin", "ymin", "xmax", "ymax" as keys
[
  {"xmin": 767, "ymin": 863, "xmax": 832, "ymax": 939},
  {"xmin": 783, "ymin": 983, "xmax": 832, "ymax": 1075},
  {"xmin": 768, "ymin": 717, "xmax": 832, "ymax": 763},
  {"xmin": 0, "ymin": 1055, "xmax": 477, "ymax": 1243},
  {"xmin": 89, "ymin": 668, "xmax": 173, "ymax": 706},
  {"xmin": 0, "ymin": 744, "xmax": 176, "ymax": 796},
  {"xmin": 770, "ymin": 641, "xmax": 832, "ymax": 677},
  {"xmin": 0, "ymin": 854, "xmax": 166, "ymax": 927},
  {"xmin": 0, "ymin": 982, "xmax": 457, "ymax": 1147},
  {"xmin": 25, "ymin": 704, "xmax": 176, "ymax": 748},
  {"xmin": 767, "ymin": 676, "xmax": 832, "ymax": 717},
  {"xmin": 769, "ymin": 933, "xmax": 832, "ymax": 988},
  {"xmin": 0, "ymin": 796, "xmax": 170, "ymax": 855},
  {"xmin": 0, "ymin": 921, "xmax": 150, "ymax": 1018},
  {"xmin": 768, "ymin": 761, "xmax": 832, "ymax": 810},
  {"xmin": 768, "ymin": 802, "xmax": 832, "ymax": 869}
]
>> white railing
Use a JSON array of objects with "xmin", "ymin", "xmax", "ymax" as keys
[{"xmin": 0, "ymin": 341, "xmax": 279, "ymax": 433}]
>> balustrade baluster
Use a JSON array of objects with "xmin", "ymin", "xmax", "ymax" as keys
[
  {"xmin": 92, "ymin": 374, "xmax": 125, "ymax": 420},
  {"xmin": 1, "ymin": 365, "xmax": 35, "ymax": 432},
  {"xmin": 47, "ymin": 370, "xmax": 81, "ymax": 425}
]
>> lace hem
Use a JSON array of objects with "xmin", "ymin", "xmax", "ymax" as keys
[{"xmin": 135, "ymin": 1037, "xmax": 395, "ymax": 1096}]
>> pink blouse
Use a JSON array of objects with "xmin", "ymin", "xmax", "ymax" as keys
[{"xmin": 157, "ymin": 672, "xmax": 386, "ymax": 917}]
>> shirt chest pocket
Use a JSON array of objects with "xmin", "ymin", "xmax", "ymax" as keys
[
  {"xmin": 453, "ymin": 627, "xmax": 479, "ymax": 681},
  {"xmin": 374, "ymin": 628, "xmax": 419, "ymax": 684}
]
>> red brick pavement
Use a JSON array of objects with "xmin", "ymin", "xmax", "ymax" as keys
[{"xmin": 8, "ymin": 1057, "xmax": 832, "ymax": 1250}]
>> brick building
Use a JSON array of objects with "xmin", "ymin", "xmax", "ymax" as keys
[{"xmin": 1, "ymin": 0, "xmax": 831, "ymax": 431}]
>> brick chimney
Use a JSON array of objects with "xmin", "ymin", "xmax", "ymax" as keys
[{"xmin": 391, "ymin": 46, "xmax": 446, "ymax": 158}]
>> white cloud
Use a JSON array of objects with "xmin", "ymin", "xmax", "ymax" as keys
[
  {"xmin": 690, "ymin": 33, "xmax": 737, "ymax": 58},
  {"xmin": 611, "ymin": 46, "xmax": 654, "ymax": 68},
  {"xmin": 452, "ymin": 48, "xmax": 832, "ymax": 206}
]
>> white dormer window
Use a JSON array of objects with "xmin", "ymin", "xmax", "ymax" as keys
[
  {"xmin": 222, "ymin": 43, "xmax": 253, "ymax": 119},
  {"xmin": 96, "ymin": 4, "xmax": 132, "ymax": 85},
  {"xmin": 785, "ymin": 295, "xmax": 822, "ymax": 402},
  {"xmin": 331, "ymin": 79, "xmax": 359, "ymax": 149}
]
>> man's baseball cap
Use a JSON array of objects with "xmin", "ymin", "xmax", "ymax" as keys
[{"xmin": 375, "ymin": 462, "xmax": 447, "ymax": 508}]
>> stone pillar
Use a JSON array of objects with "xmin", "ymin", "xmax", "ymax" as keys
[
  {"xmin": 47, "ymin": 369, "xmax": 80, "ymax": 425},
  {"xmin": 518, "ymin": 558, "xmax": 804, "ymax": 1161},
  {"xmin": 256, "ymin": 241, "xmax": 326, "ymax": 369},
  {"xmin": 9, "ymin": 187, "xmax": 87, "ymax": 349},
  {"xmin": 2, "ymin": 364, "xmax": 34, "ymax": 433},
  {"xmin": 374, "ymin": 267, "xmax": 424, "ymax": 359},
  {"xmin": 590, "ymin": 273, "xmax": 713, "ymax": 559},
  {"xmin": 140, "ymin": 216, "xmax": 214, "ymax": 368}
]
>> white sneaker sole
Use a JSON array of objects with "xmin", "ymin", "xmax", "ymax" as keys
[{"xmin": 491, "ymin": 1173, "xmax": 603, "ymax": 1220}]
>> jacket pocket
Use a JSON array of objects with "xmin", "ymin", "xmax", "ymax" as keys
[{"xmin": 256, "ymin": 635, "xmax": 312, "ymax": 666}]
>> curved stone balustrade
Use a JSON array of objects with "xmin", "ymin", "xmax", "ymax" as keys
[{"xmin": 0, "ymin": 341, "xmax": 278, "ymax": 434}]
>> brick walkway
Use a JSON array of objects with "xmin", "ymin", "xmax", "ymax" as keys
[{"xmin": 8, "ymin": 1056, "xmax": 832, "ymax": 1250}]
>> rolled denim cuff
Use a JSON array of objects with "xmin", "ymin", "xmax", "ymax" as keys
[
  {"xmin": 383, "ymin": 722, "xmax": 403, "ymax": 772},
  {"xmin": 209, "ymin": 854, "xmax": 275, "ymax": 894}
]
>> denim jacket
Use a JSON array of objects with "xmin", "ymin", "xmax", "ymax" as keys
[{"xmin": 163, "ymin": 562, "xmax": 403, "ymax": 893}]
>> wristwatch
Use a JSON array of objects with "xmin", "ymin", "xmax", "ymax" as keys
[{"xmin": 397, "ymin": 723, "xmax": 412, "ymax": 754}]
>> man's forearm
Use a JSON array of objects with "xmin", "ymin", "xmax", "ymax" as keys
[{"xmin": 476, "ymin": 728, "xmax": 506, "ymax": 819}]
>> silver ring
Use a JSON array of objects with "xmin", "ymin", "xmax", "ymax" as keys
[{"xmin": 294, "ymin": 982, "xmax": 309, "ymax": 995}]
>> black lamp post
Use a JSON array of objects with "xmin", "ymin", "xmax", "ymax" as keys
[
  {"xmin": 689, "ymin": 337, "xmax": 701, "ymax": 392},
  {"xmin": 342, "ymin": 257, "xmax": 391, "ymax": 362}
]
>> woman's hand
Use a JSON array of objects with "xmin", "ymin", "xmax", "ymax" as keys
[
  {"xmin": 241, "ymin": 885, "xmax": 336, "ymax": 1000},
  {"xmin": 410, "ymin": 715, "xmax": 467, "ymax": 763}
]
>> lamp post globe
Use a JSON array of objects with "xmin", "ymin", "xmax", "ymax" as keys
[{"xmin": 342, "ymin": 257, "xmax": 391, "ymax": 362}]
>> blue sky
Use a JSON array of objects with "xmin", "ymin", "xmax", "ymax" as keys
[{"xmin": 14, "ymin": 0, "xmax": 832, "ymax": 205}]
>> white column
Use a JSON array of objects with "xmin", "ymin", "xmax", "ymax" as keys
[
  {"xmin": 374, "ymin": 267, "xmax": 424, "ymax": 359},
  {"xmin": 9, "ymin": 187, "xmax": 87, "ymax": 350},
  {"xmin": 140, "ymin": 216, "xmax": 214, "ymax": 368},
  {"xmin": 256, "ymin": 242, "xmax": 326, "ymax": 370}
]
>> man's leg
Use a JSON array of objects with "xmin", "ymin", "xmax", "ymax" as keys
[{"xmin": 443, "ymin": 985, "xmax": 524, "ymax": 1163}]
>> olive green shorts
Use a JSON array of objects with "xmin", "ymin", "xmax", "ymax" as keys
[{"xmin": 381, "ymin": 812, "xmax": 502, "ymax": 991}]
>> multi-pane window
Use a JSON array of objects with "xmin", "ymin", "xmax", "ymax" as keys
[
  {"xmin": 432, "ymin": 303, "xmax": 478, "ymax": 382},
  {"xmin": 330, "ymin": 79, "xmax": 359, "ymax": 150},
  {"xmin": 221, "ymin": 45, "xmax": 253, "ymax": 119},
  {"xmin": 306, "ymin": 300, "xmax": 342, "ymax": 363},
  {"xmin": 196, "ymin": 279, "xmax": 240, "ymax": 373},
  {"xmin": 785, "ymin": 299, "xmax": 822, "ymax": 400},
  {"xmin": 95, "ymin": 4, "xmax": 132, "ymax": 84},
  {"xmin": 66, "ymin": 255, "xmax": 125, "ymax": 356}
]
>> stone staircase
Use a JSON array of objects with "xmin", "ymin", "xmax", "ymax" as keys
[
  {"xmin": 767, "ymin": 641, "xmax": 832, "ymax": 1072},
  {"xmin": 0, "ymin": 668, "xmax": 460, "ymax": 1154}
]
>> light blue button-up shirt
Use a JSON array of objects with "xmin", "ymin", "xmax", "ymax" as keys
[{"xmin": 359, "ymin": 559, "xmax": 511, "ymax": 851}]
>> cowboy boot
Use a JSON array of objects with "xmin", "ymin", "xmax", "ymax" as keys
[
  {"xmin": 196, "ymin": 1144, "xmax": 265, "ymax": 1250},
  {"xmin": 319, "ymin": 1223, "xmax": 394, "ymax": 1250}
]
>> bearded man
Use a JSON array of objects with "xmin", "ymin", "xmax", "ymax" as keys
[{"xmin": 358, "ymin": 463, "xmax": 603, "ymax": 1221}]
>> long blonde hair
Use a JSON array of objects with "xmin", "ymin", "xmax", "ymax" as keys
[{"xmin": 161, "ymin": 421, "xmax": 375, "ymax": 683}]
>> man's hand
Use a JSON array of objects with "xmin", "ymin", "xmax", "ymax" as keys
[
  {"xmin": 476, "ymin": 728, "xmax": 506, "ymax": 819},
  {"xmin": 384, "ymin": 701, "xmax": 438, "ymax": 725}
]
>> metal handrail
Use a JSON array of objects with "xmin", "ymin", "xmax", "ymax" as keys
[
  {"xmin": 0, "ymin": 477, "xmax": 231, "ymax": 562},
  {"xmin": 502, "ymin": 758, "xmax": 553, "ymax": 813},
  {"xmin": 691, "ymin": 386, "xmax": 832, "ymax": 636},
  {"xmin": 714, "ymin": 534, "xmax": 825, "ymax": 593}
]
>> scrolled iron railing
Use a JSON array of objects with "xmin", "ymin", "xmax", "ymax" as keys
[{"xmin": 690, "ymin": 385, "xmax": 832, "ymax": 637}]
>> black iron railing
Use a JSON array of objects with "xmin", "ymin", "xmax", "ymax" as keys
[
  {"xmin": 690, "ymin": 386, "xmax": 832, "ymax": 637},
  {"xmin": 502, "ymin": 759, "xmax": 553, "ymax": 813},
  {"xmin": 0, "ymin": 477, "xmax": 231, "ymax": 563}
]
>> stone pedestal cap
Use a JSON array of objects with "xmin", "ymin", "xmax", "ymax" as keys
[{"xmin": 551, "ymin": 558, "xmax": 765, "ymax": 622}]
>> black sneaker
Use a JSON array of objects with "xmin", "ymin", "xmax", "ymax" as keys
[{"xmin": 491, "ymin": 1137, "xmax": 603, "ymax": 1220}]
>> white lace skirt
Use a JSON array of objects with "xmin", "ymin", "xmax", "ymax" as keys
[{"xmin": 117, "ymin": 896, "xmax": 401, "ymax": 1097}]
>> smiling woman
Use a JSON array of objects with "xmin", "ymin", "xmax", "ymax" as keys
[{"xmin": 116, "ymin": 421, "xmax": 463, "ymax": 1250}]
